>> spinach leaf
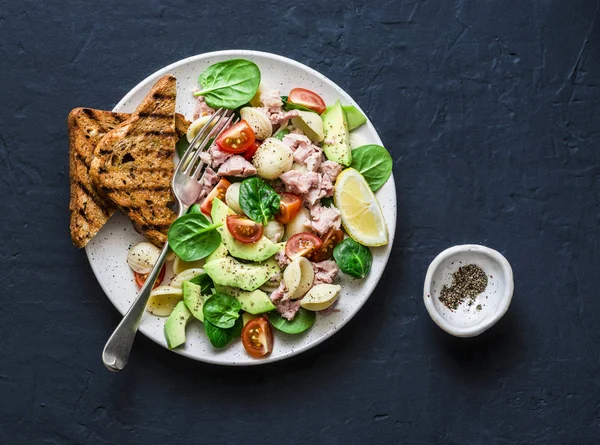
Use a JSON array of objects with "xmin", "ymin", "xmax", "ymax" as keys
[
  {"xmin": 168, "ymin": 213, "xmax": 221, "ymax": 262},
  {"xmin": 239, "ymin": 177, "xmax": 281, "ymax": 225},
  {"xmin": 350, "ymin": 144, "xmax": 393, "ymax": 192},
  {"xmin": 204, "ymin": 317, "xmax": 243, "ymax": 348},
  {"xmin": 202, "ymin": 293, "xmax": 242, "ymax": 329},
  {"xmin": 320, "ymin": 196, "xmax": 334, "ymax": 207},
  {"xmin": 187, "ymin": 204, "xmax": 202, "ymax": 214},
  {"xmin": 194, "ymin": 59, "xmax": 261, "ymax": 109},
  {"xmin": 176, "ymin": 136, "xmax": 190, "ymax": 158},
  {"xmin": 281, "ymin": 95, "xmax": 313, "ymax": 113},
  {"xmin": 188, "ymin": 273, "xmax": 214, "ymax": 295},
  {"xmin": 333, "ymin": 238, "xmax": 373, "ymax": 279},
  {"xmin": 273, "ymin": 128, "xmax": 290, "ymax": 141},
  {"xmin": 268, "ymin": 308, "xmax": 316, "ymax": 334}
]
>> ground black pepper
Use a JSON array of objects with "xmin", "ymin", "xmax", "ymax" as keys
[{"xmin": 439, "ymin": 264, "xmax": 488, "ymax": 311}]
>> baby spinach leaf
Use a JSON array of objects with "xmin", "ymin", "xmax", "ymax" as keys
[
  {"xmin": 350, "ymin": 144, "xmax": 393, "ymax": 192},
  {"xmin": 168, "ymin": 213, "xmax": 221, "ymax": 262},
  {"xmin": 320, "ymin": 196, "xmax": 334, "ymax": 207},
  {"xmin": 281, "ymin": 95, "xmax": 313, "ymax": 113},
  {"xmin": 188, "ymin": 273, "xmax": 214, "ymax": 295},
  {"xmin": 333, "ymin": 238, "xmax": 373, "ymax": 279},
  {"xmin": 268, "ymin": 308, "xmax": 315, "ymax": 334},
  {"xmin": 202, "ymin": 293, "xmax": 242, "ymax": 329},
  {"xmin": 176, "ymin": 136, "xmax": 190, "ymax": 158},
  {"xmin": 239, "ymin": 177, "xmax": 281, "ymax": 226},
  {"xmin": 204, "ymin": 317, "xmax": 243, "ymax": 348},
  {"xmin": 187, "ymin": 204, "xmax": 202, "ymax": 214},
  {"xmin": 273, "ymin": 127, "xmax": 290, "ymax": 141},
  {"xmin": 194, "ymin": 60, "xmax": 261, "ymax": 109}
]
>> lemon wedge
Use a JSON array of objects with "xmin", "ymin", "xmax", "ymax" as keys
[{"xmin": 334, "ymin": 168, "xmax": 388, "ymax": 246}]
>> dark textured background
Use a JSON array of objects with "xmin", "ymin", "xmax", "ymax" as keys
[{"xmin": 1, "ymin": 0, "xmax": 599, "ymax": 443}]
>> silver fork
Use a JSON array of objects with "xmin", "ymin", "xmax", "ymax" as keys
[{"xmin": 102, "ymin": 108, "xmax": 236, "ymax": 372}]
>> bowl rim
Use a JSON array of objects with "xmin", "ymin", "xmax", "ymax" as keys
[{"xmin": 423, "ymin": 244, "xmax": 514, "ymax": 337}]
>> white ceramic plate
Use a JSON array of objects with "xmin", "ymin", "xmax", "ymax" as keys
[{"xmin": 86, "ymin": 50, "xmax": 397, "ymax": 366}]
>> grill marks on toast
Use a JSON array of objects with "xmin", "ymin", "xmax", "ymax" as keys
[
  {"xmin": 89, "ymin": 75, "xmax": 180, "ymax": 247},
  {"xmin": 69, "ymin": 104, "xmax": 189, "ymax": 248},
  {"xmin": 69, "ymin": 108, "xmax": 129, "ymax": 248}
]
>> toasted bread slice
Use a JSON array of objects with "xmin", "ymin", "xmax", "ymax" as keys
[
  {"xmin": 90, "ymin": 75, "xmax": 179, "ymax": 247},
  {"xmin": 69, "ymin": 107, "xmax": 189, "ymax": 248}
]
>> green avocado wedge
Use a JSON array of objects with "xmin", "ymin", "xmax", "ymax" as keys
[
  {"xmin": 214, "ymin": 284, "xmax": 276, "ymax": 314},
  {"xmin": 322, "ymin": 100, "xmax": 352, "ymax": 166},
  {"xmin": 211, "ymin": 199, "xmax": 280, "ymax": 262},
  {"xmin": 164, "ymin": 301, "xmax": 192, "ymax": 349}
]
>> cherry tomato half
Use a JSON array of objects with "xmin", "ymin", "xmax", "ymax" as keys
[
  {"xmin": 242, "ymin": 141, "xmax": 260, "ymax": 161},
  {"xmin": 226, "ymin": 215, "xmax": 264, "ymax": 244},
  {"xmin": 200, "ymin": 178, "xmax": 231, "ymax": 215},
  {"xmin": 216, "ymin": 120, "xmax": 256, "ymax": 153},
  {"xmin": 310, "ymin": 229, "xmax": 344, "ymax": 262},
  {"xmin": 134, "ymin": 264, "xmax": 166, "ymax": 289},
  {"xmin": 288, "ymin": 88, "xmax": 327, "ymax": 114},
  {"xmin": 241, "ymin": 317, "xmax": 274, "ymax": 358},
  {"xmin": 275, "ymin": 193, "xmax": 302, "ymax": 224},
  {"xmin": 285, "ymin": 232, "xmax": 323, "ymax": 260}
]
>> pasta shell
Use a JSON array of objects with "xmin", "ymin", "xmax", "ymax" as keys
[
  {"xmin": 173, "ymin": 256, "xmax": 205, "ymax": 275},
  {"xmin": 127, "ymin": 242, "xmax": 161, "ymax": 274},
  {"xmin": 283, "ymin": 257, "xmax": 314, "ymax": 300},
  {"xmin": 285, "ymin": 207, "xmax": 312, "ymax": 239},
  {"xmin": 300, "ymin": 284, "xmax": 341, "ymax": 311},
  {"xmin": 253, "ymin": 138, "xmax": 293, "ymax": 180},
  {"xmin": 186, "ymin": 115, "xmax": 214, "ymax": 143},
  {"xmin": 264, "ymin": 220, "xmax": 284, "ymax": 243},
  {"xmin": 240, "ymin": 107, "xmax": 273, "ymax": 140},
  {"xmin": 225, "ymin": 182, "xmax": 243, "ymax": 214},
  {"xmin": 170, "ymin": 268, "xmax": 205, "ymax": 288},
  {"xmin": 147, "ymin": 286, "xmax": 183, "ymax": 317}
]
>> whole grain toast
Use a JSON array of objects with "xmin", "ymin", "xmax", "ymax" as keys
[
  {"xmin": 69, "ymin": 107, "xmax": 189, "ymax": 248},
  {"xmin": 89, "ymin": 75, "xmax": 180, "ymax": 247}
]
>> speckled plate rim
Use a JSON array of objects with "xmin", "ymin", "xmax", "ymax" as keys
[
  {"xmin": 86, "ymin": 49, "xmax": 397, "ymax": 366},
  {"xmin": 423, "ymin": 244, "xmax": 514, "ymax": 337}
]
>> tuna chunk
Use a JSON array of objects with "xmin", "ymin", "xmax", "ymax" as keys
[
  {"xmin": 208, "ymin": 142, "xmax": 233, "ymax": 168},
  {"xmin": 192, "ymin": 96, "xmax": 216, "ymax": 120},
  {"xmin": 280, "ymin": 170, "xmax": 320, "ymax": 195},
  {"xmin": 217, "ymin": 155, "xmax": 257, "ymax": 177},
  {"xmin": 270, "ymin": 281, "xmax": 288, "ymax": 303},
  {"xmin": 268, "ymin": 109, "xmax": 300, "ymax": 125},
  {"xmin": 275, "ymin": 299, "xmax": 301, "ymax": 321},
  {"xmin": 312, "ymin": 260, "xmax": 339, "ymax": 285},
  {"xmin": 260, "ymin": 89, "xmax": 284, "ymax": 113},
  {"xmin": 310, "ymin": 203, "xmax": 341, "ymax": 235},
  {"xmin": 320, "ymin": 160, "xmax": 343, "ymax": 183},
  {"xmin": 275, "ymin": 249, "xmax": 291, "ymax": 268},
  {"xmin": 196, "ymin": 167, "xmax": 219, "ymax": 202},
  {"xmin": 282, "ymin": 133, "xmax": 323, "ymax": 171}
]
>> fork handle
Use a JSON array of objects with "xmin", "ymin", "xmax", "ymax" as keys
[{"xmin": 102, "ymin": 242, "xmax": 171, "ymax": 372}]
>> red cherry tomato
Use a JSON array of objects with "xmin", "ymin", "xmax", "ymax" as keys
[
  {"xmin": 241, "ymin": 317, "xmax": 274, "ymax": 358},
  {"xmin": 242, "ymin": 141, "xmax": 260, "ymax": 161},
  {"xmin": 216, "ymin": 120, "xmax": 256, "ymax": 153},
  {"xmin": 310, "ymin": 229, "xmax": 344, "ymax": 262},
  {"xmin": 200, "ymin": 178, "xmax": 231, "ymax": 215},
  {"xmin": 285, "ymin": 232, "xmax": 323, "ymax": 260},
  {"xmin": 275, "ymin": 193, "xmax": 302, "ymax": 224},
  {"xmin": 134, "ymin": 264, "xmax": 166, "ymax": 289},
  {"xmin": 288, "ymin": 88, "xmax": 327, "ymax": 114},
  {"xmin": 226, "ymin": 215, "xmax": 264, "ymax": 244}
]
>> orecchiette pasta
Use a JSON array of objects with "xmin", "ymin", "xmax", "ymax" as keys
[
  {"xmin": 127, "ymin": 242, "xmax": 161, "ymax": 274},
  {"xmin": 252, "ymin": 138, "xmax": 293, "ymax": 180},
  {"xmin": 225, "ymin": 182, "xmax": 243, "ymax": 214},
  {"xmin": 240, "ymin": 107, "xmax": 273, "ymax": 140},
  {"xmin": 147, "ymin": 286, "xmax": 183, "ymax": 316}
]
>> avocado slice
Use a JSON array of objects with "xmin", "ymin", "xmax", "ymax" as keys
[
  {"xmin": 342, "ymin": 105, "xmax": 367, "ymax": 131},
  {"xmin": 205, "ymin": 243, "xmax": 228, "ymax": 264},
  {"xmin": 204, "ymin": 256, "xmax": 278, "ymax": 291},
  {"xmin": 211, "ymin": 199, "xmax": 280, "ymax": 262},
  {"xmin": 164, "ymin": 301, "xmax": 192, "ymax": 349},
  {"xmin": 214, "ymin": 284, "xmax": 276, "ymax": 314},
  {"xmin": 291, "ymin": 110, "xmax": 324, "ymax": 142},
  {"xmin": 322, "ymin": 100, "xmax": 352, "ymax": 166},
  {"xmin": 182, "ymin": 281, "xmax": 209, "ymax": 322}
]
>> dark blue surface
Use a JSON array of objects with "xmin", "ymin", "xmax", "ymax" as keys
[{"xmin": 1, "ymin": 0, "xmax": 600, "ymax": 443}]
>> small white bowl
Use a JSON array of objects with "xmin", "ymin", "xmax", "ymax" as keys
[{"xmin": 423, "ymin": 245, "xmax": 514, "ymax": 337}]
